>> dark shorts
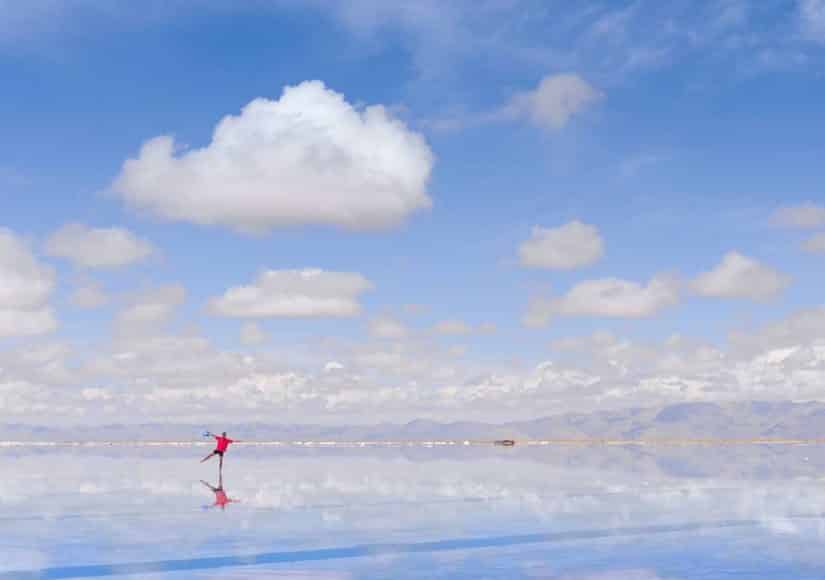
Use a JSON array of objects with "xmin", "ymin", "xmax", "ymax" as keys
[{"xmin": 214, "ymin": 450, "xmax": 224, "ymax": 456}]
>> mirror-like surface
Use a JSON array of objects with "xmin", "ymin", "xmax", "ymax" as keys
[{"xmin": 3, "ymin": 443, "xmax": 825, "ymax": 579}]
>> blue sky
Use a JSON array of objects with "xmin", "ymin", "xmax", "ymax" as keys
[{"xmin": 2, "ymin": 0, "xmax": 825, "ymax": 426}]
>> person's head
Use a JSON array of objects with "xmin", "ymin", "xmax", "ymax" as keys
[{"xmin": 222, "ymin": 431, "xmax": 227, "ymax": 437}]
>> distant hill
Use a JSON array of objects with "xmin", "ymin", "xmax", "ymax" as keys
[
  {"xmin": 505, "ymin": 400, "xmax": 825, "ymax": 440},
  {"xmin": 3, "ymin": 400, "xmax": 825, "ymax": 441}
]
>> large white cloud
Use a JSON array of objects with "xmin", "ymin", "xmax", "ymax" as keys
[
  {"xmin": 45, "ymin": 223, "xmax": 155, "ymax": 268},
  {"xmin": 772, "ymin": 203, "xmax": 825, "ymax": 228},
  {"xmin": 524, "ymin": 274, "xmax": 680, "ymax": 326},
  {"xmin": 691, "ymin": 251, "xmax": 789, "ymax": 301},
  {"xmin": 518, "ymin": 220, "xmax": 604, "ymax": 269},
  {"xmin": 0, "ymin": 228, "xmax": 57, "ymax": 337},
  {"xmin": 503, "ymin": 74, "xmax": 602, "ymax": 130},
  {"xmin": 209, "ymin": 268, "xmax": 373, "ymax": 318},
  {"xmin": 111, "ymin": 81, "xmax": 434, "ymax": 233}
]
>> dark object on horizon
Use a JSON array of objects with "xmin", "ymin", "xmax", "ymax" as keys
[{"xmin": 494, "ymin": 439, "xmax": 516, "ymax": 446}]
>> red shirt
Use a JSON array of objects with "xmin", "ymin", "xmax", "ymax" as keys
[
  {"xmin": 215, "ymin": 435, "xmax": 233, "ymax": 452},
  {"xmin": 213, "ymin": 489, "xmax": 238, "ymax": 509}
]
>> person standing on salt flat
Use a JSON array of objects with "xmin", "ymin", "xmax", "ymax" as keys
[{"xmin": 200, "ymin": 431, "xmax": 234, "ymax": 470}]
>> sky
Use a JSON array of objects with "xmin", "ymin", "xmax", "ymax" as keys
[{"xmin": 1, "ymin": 0, "xmax": 825, "ymax": 427}]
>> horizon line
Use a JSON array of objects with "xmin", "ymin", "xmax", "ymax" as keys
[{"xmin": 2, "ymin": 438, "xmax": 825, "ymax": 447}]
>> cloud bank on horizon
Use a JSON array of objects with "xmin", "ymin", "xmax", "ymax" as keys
[{"xmin": 2, "ymin": 1, "xmax": 825, "ymax": 427}]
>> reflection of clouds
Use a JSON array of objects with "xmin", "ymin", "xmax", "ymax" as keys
[
  {"xmin": 3, "ymin": 446, "xmax": 825, "ymax": 574},
  {"xmin": 163, "ymin": 573, "xmax": 352, "ymax": 579},
  {"xmin": 5, "ymin": 447, "xmax": 825, "ymax": 525},
  {"xmin": 555, "ymin": 571, "xmax": 673, "ymax": 580},
  {"xmin": 1, "ymin": 548, "xmax": 49, "ymax": 572}
]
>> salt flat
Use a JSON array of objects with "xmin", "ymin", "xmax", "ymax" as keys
[{"xmin": 3, "ymin": 444, "xmax": 825, "ymax": 579}]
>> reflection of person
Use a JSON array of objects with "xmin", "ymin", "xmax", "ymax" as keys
[
  {"xmin": 201, "ymin": 475, "xmax": 239, "ymax": 511},
  {"xmin": 200, "ymin": 431, "xmax": 234, "ymax": 470}
]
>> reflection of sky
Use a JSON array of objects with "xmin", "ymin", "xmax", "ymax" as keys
[{"xmin": 2, "ymin": 445, "xmax": 825, "ymax": 578}]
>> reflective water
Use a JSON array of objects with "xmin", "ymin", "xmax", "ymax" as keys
[{"xmin": 3, "ymin": 443, "xmax": 825, "ymax": 578}]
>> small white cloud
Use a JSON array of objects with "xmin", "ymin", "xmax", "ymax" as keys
[
  {"xmin": 402, "ymin": 303, "xmax": 429, "ymax": 316},
  {"xmin": 369, "ymin": 316, "xmax": 409, "ymax": 339},
  {"xmin": 771, "ymin": 203, "xmax": 825, "ymax": 228},
  {"xmin": 116, "ymin": 284, "xmax": 186, "ymax": 330},
  {"xmin": 434, "ymin": 319, "xmax": 472, "ymax": 335},
  {"xmin": 324, "ymin": 361, "xmax": 346, "ymax": 372},
  {"xmin": 426, "ymin": 74, "xmax": 602, "ymax": 134},
  {"xmin": 0, "ymin": 228, "xmax": 57, "ymax": 337},
  {"xmin": 691, "ymin": 251, "xmax": 789, "ymax": 301},
  {"xmin": 477, "ymin": 322, "xmax": 497, "ymax": 334},
  {"xmin": 45, "ymin": 223, "xmax": 154, "ymax": 268},
  {"xmin": 240, "ymin": 322, "xmax": 268, "ymax": 346},
  {"xmin": 447, "ymin": 345, "xmax": 467, "ymax": 357},
  {"xmin": 518, "ymin": 220, "xmax": 604, "ymax": 270},
  {"xmin": 802, "ymin": 232, "xmax": 825, "ymax": 253},
  {"xmin": 619, "ymin": 153, "xmax": 669, "ymax": 178},
  {"xmin": 524, "ymin": 274, "xmax": 680, "ymax": 327},
  {"xmin": 0, "ymin": 165, "xmax": 31, "ymax": 186},
  {"xmin": 503, "ymin": 74, "xmax": 602, "ymax": 130},
  {"xmin": 81, "ymin": 387, "xmax": 112, "ymax": 401},
  {"xmin": 111, "ymin": 80, "xmax": 434, "ymax": 233},
  {"xmin": 209, "ymin": 269, "xmax": 373, "ymax": 318},
  {"xmin": 800, "ymin": 0, "xmax": 825, "ymax": 43},
  {"xmin": 70, "ymin": 280, "xmax": 109, "ymax": 309}
]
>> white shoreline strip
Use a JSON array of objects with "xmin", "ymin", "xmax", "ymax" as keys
[{"xmin": 1, "ymin": 439, "xmax": 824, "ymax": 447}]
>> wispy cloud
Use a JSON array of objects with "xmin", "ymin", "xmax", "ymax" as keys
[
  {"xmin": 424, "ymin": 73, "xmax": 602, "ymax": 133},
  {"xmin": 0, "ymin": 165, "xmax": 32, "ymax": 186},
  {"xmin": 771, "ymin": 203, "xmax": 825, "ymax": 228},
  {"xmin": 800, "ymin": 0, "xmax": 825, "ymax": 43},
  {"xmin": 618, "ymin": 152, "xmax": 671, "ymax": 178}
]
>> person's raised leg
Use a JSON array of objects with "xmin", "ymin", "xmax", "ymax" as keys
[{"xmin": 201, "ymin": 452, "xmax": 215, "ymax": 463}]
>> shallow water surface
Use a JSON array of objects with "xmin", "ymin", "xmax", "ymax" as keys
[{"xmin": 2, "ymin": 443, "xmax": 825, "ymax": 578}]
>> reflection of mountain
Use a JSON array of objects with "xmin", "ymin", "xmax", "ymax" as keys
[{"xmin": 4, "ymin": 400, "xmax": 825, "ymax": 441}]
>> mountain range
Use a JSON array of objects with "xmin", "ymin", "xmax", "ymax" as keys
[{"xmin": 4, "ymin": 400, "xmax": 825, "ymax": 441}]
